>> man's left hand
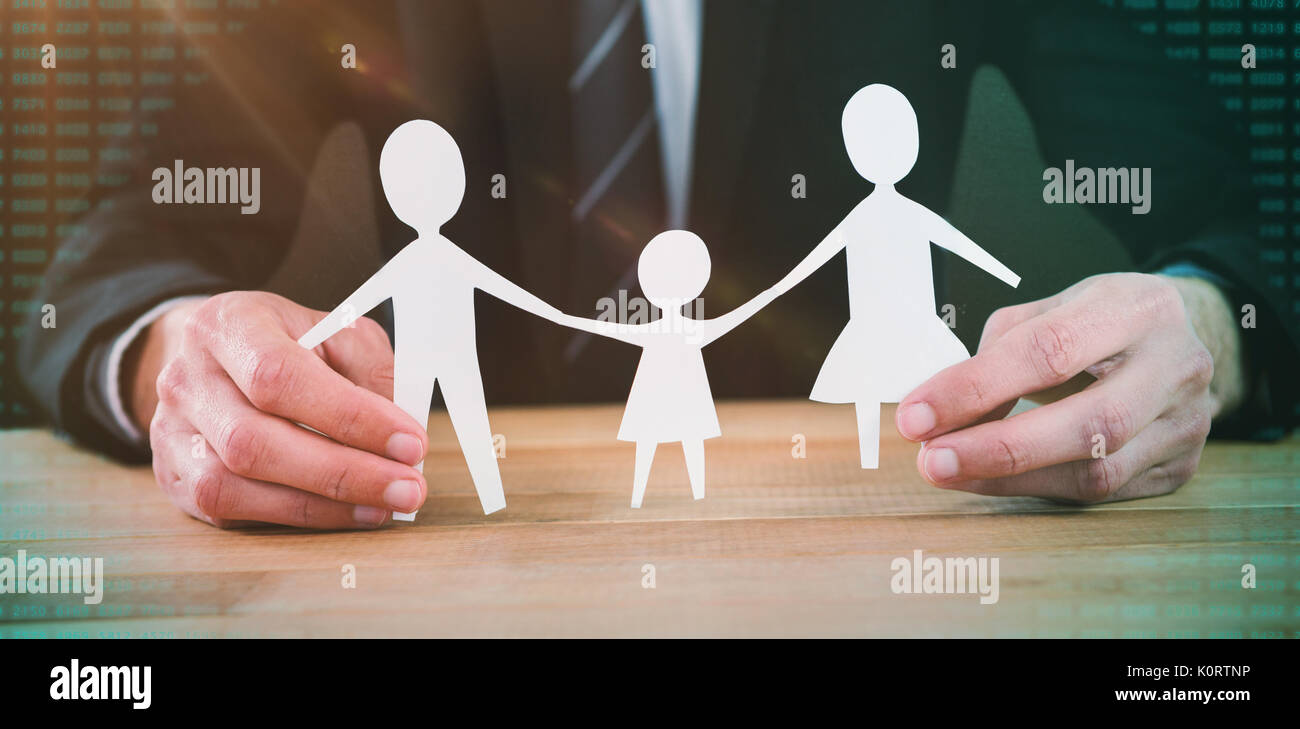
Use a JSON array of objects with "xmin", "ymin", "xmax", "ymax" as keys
[{"xmin": 896, "ymin": 272, "xmax": 1243, "ymax": 503}]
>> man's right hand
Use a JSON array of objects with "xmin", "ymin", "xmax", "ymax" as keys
[{"xmin": 127, "ymin": 291, "xmax": 429, "ymax": 529}]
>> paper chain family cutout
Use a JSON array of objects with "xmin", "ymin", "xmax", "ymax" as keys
[{"xmin": 298, "ymin": 84, "xmax": 1021, "ymax": 519}]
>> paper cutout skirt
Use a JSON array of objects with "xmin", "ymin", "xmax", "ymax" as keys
[
  {"xmin": 617, "ymin": 347, "xmax": 723, "ymax": 443},
  {"xmin": 810, "ymin": 313, "xmax": 970, "ymax": 404}
]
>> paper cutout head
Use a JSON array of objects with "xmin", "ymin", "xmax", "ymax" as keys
[
  {"xmin": 842, "ymin": 83, "xmax": 918, "ymax": 186},
  {"xmin": 638, "ymin": 230, "xmax": 712, "ymax": 312},
  {"xmin": 379, "ymin": 119, "xmax": 466, "ymax": 233}
]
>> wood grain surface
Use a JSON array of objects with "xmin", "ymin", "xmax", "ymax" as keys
[{"xmin": 1, "ymin": 401, "xmax": 1296, "ymax": 637}]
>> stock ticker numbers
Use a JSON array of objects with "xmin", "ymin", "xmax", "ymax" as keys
[
  {"xmin": 1109, "ymin": 0, "xmax": 1298, "ymax": 419},
  {"xmin": 0, "ymin": 0, "xmax": 268, "ymax": 427}
]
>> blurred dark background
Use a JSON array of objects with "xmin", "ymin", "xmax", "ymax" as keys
[{"xmin": 0, "ymin": 0, "xmax": 1294, "ymax": 428}]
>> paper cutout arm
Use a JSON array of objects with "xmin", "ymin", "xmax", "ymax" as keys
[
  {"xmin": 700, "ymin": 287, "xmax": 780, "ymax": 346},
  {"xmin": 771, "ymin": 224, "xmax": 848, "ymax": 296},
  {"xmin": 299, "ymin": 247, "xmax": 411, "ymax": 350},
  {"xmin": 555, "ymin": 313, "xmax": 649, "ymax": 346},
  {"xmin": 918, "ymin": 206, "xmax": 1020, "ymax": 288},
  {"xmin": 460, "ymin": 247, "xmax": 568, "ymax": 325}
]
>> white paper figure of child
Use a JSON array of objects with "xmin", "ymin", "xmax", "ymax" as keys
[
  {"xmin": 772, "ymin": 83, "xmax": 1021, "ymax": 469},
  {"xmin": 560, "ymin": 231, "xmax": 779, "ymax": 508},
  {"xmin": 299, "ymin": 120, "xmax": 569, "ymax": 520}
]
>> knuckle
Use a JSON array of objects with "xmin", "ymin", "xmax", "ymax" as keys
[
  {"xmin": 989, "ymin": 434, "xmax": 1028, "ymax": 475},
  {"xmin": 1028, "ymin": 320, "xmax": 1080, "ymax": 383},
  {"xmin": 1147, "ymin": 457, "xmax": 1197, "ymax": 495},
  {"xmin": 148, "ymin": 422, "xmax": 165, "ymax": 454},
  {"xmin": 1183, "ymin": 407, "xmax": 1213, "ymax": 446},
  {"xmin": 330, "ymin": 394, "xmax": 368, "ymax": 443},
  {"xmin": 186, "ymin": 294, "xmax": 239, "ymax": 342},
  {"xmin": 147, "ymin": 412, "xmax": 173, "ymax": 453},
  {"xmin": 244, "ymin": 350, "xmax": 293, "ymax": 411},
  {"xmin": 1076, "ymin": 456, "xmax": 1125, "ymax": 503},
  {"xmin": 191, "ymin": 465, "xmax": 233, "ymax": 521},
  {"xmin": 1140, "ymin": 276, "xmax": 1185, "ymax": 323},
  {"xmin": 320, "ymin": 461, "xmax": 353, "ymax": 502},
  {"xmin": 1172, "ymin": 454, "xmax": 1201, "ymax": 486},
  {"xmin": 291, "ymin": 492, "xmax": 316, "ymax": 528},
  {"xmin": 1089, "ymin": 274, "xmax": 1127, "ymax": 297},
  {"xmin": 1193, "ymin": 409, "xmax": 1213, "ymax": 442},
  {"xmin": 217, "ymin": 417, "xmax": 266, "ymax": 476},
  {"xmin": 150, "ymin": 453, "xmax": 172, "ymax": 492},
  {"xmin": 181, "ymin": 305, "xmax": 212, "ymax": 343},
  {"xmin": 1185, "ymin": 345, "xmax": 1215, "ymax": 390},
  {"xmin": 154, "ymin": 361, "xmax": 187, "ymax": 405},
  {"xmin": 1088, "ymin": 398, "xmax": 1137, "ymax": 452},
  {"xmin": 958, "ymin": 373, "xmax": 992, "ymax": 414},
  {"xmin": 208, "ymin": 291, "xmax": 245, "ymax": 319}
]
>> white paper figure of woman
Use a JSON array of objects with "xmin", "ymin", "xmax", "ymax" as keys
[
  {"xmin": 560, "ymin": 230, "xmax": 779, "ymax": 508},
  {"xmin": 772, "ymin": 84, "xmax": 1021, "ymax": 469},
  {"xmin": 299, "ymin": 120, "xmax": 569, "ymax": 520}
]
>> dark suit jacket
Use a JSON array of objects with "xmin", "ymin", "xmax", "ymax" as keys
[{"xmin": 18, "ymin": 0, "xmax": 1296, "ymax": 461}]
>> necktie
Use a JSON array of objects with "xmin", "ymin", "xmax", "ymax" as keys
[{"xmin": 566, "ymin": 0, "xmax": 668, "ymax": 368}]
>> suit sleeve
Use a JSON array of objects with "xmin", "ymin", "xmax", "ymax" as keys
[
  {"xmin": 986, "ymin": 0, "xmax": 1298, "ymax": 439},
  {"xmin": 16, "ymin": 7, "xmax": 348, "ymax": 460}
]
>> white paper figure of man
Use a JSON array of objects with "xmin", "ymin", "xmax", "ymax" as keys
[
  {"xmin": 772, "ymin": 84, "xmax": 1021, "ymax": 469},
  {"xmin": 299, "ymin": 120, "xmax": 567, "ymax": 520}
]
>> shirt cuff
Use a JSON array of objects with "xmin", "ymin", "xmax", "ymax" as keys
[
  {"xmin": 1155, "ymin": 260, "xmax": 1231, "ymax": 289},
  {"xmin": 104, "ymin": 295, "xmax": 209, "ymax": 446}
]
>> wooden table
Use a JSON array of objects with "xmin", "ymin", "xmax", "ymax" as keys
[{"xmin": 1, "ymin": 401, "xmax": 1296, "ymax": 638}]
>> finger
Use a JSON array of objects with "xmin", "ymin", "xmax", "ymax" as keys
[
  {"xmin": 977, "ymin": 276, "xmax": 1112, "ymax": 351},
  {"xmin": 164, "ymin": 358, "xmax": 427, "ymax": 513},
  {"xmin": 915, "ymin": 353, "xmax": 1180, "ymax": 484},
  {"xmin": 930, "ymin": 405, "xmax": 1209, "ymax": 503},
  {"xmin": 971, "ymin": 398, "xmax": 1018, "ymax": 427},
  {"xmin": 149, "ymin": 408, "xmax": 235, "ymax": 528},
  {"xmin": 314, "ymin": 316, "xmax": 396, "ymax": 399},
  {"xmin": 977, "ymin": 298, "xmax": 1054, "ymax": 352},
  {"xmin": 980, "ymin": 289, "xmax": 1098, "ymax": 404},
  {"xmin": 1108, "ymin": 448, "xmax": 1205, "ymax": 501},
  {"xmin": 942, "ymin": 448, "xmax": 1198, "ymax": 504},
  {"xmin": 1021, "ymin": 371, "xmax": 1095, "ymax": 406},
  {"xmin": 163, "ymin": 429, "xmax": 392, "ymax": 529},
  {"xmin": 1104, "ymin": 401, "xmax": 1210, "ymax": 501},
  {"xmin": 898, "ymin": 294, "xmax": 1145, "ymax": 442},
  {"xmin": 928, "ymin": 435, "xmax": 1141, "ymax": 503},
  {"xmin": 199, "ymin": 316, "xmax": 426, "ymax": 464},
  {"xmin": 978, "ymin": 301, "xmax": 1095, "ymax": 407}
]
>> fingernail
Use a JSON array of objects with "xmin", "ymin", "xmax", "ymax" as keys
[
  {"xmin": 383, "ymin": 479, "xmax": 423, "ymax": 512},
  {"xmin": 353, "ymin": 505, "xmax": 388, "ymax": 526},
  {"xmin": 924, "ymin": 447, "xmax": 960, "ymax": 483},
  {"xmin": 898, "ymin": 403, "xmax": 937, "ymax": 440},
  {"xmin": 385, "ymin": 433, "xmax": 423, "ymax": 466}
]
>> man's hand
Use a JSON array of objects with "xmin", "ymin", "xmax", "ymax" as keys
[
  {"xmin": 127, "ymin": 291, "xmax": 429, "ymax": 528},
  {"xmin": 896, "ymin": 273, "xmax": 1245, "ymax": 503}
]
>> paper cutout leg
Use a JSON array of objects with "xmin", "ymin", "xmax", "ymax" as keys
[
  {"xmin": 683, "ymin": 440, "xmax": 705, "ymax": 500},
  {"xmin": 390, "ymin": 324, "xmax": 439, "ymax": 522},
  {"xmin": 854, "ymin": 401, "xmax": 881, "ymax": 470},
  {"xmin": 439, "ymin": 359, "xmax": 507, "ymax": 515},
  {"xmin": 632, "ymin": 441, "xmax": 657, "ymax": 508}
]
